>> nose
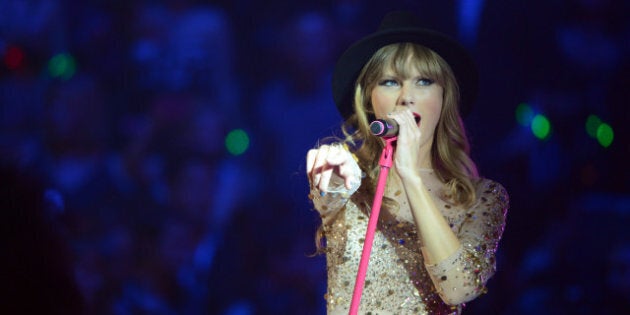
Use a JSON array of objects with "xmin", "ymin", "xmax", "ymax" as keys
[{"xmin": 397, "ymin": 84, "xmax": 414, "ymax": 106}]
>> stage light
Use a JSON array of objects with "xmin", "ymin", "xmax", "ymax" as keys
[
  {"xmin": 4, "ymin": 45, "xmax": 24, "ymax": 70},
  {"xmin": 596, "ymin": 123, "xmax": 613, "ymax": 148},
  {"xmin": 531, "ymin": 114, "xmax": 551, "ymax": 140},
  {"xmin": 225, "ymin": 129, "xmax": 249, "ymax": 156},
  {"xmin": 585, "ymin": 115, "xmax": 602, "ymax": 138},
  {"xmin": 48, "ymin": 53, "xmax": 76, "ymax": 80},
  {"xmin": 515, "ymin": 103, "xmax": 534, "ymax": 126}
]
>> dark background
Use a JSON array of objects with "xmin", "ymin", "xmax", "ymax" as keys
[{"xmin": 1, "ymin": 0, "xmax": 629, "ymax": 314}]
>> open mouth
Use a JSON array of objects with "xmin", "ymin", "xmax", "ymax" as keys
[{"xmin": 413, "ymin": 113, "xmax": 421, "ymax": 126}]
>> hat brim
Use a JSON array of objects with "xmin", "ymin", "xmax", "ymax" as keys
[{"xmin": 332, "ymin": 27, "xmax": 478, "ymax": 120}]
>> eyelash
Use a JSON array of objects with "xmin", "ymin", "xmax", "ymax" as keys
[
  {"xmin": 379, "ymin": 79, "xmax": 398, "ymax": 86},
  {"xmin": 378, "ymin": 78, "xmax": 434, "ymax": 86}
]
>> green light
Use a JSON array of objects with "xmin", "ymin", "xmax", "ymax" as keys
[
  {"xmin": 585, "ymin": 115, "xmax": 602, "ymax": 138},
  {"xmin": 596, "ymin": 123, "xmax": 613, "ymax": 148},
  {"xmin": 48, "ymin": 53, "xmax": 76, "ymax": 80},
  {"xmin": 531, "ymin": 114, "xmax": 551, "ymax": 140},
  {"xmin": 225, "ymin": 129, "xmax": 250, "ymax": 155},
  {"xmin": 515, "ymin": 103, "xmax": 534, "ymax": 126}
]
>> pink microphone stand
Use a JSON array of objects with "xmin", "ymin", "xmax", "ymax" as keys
[{"xmin": 348, "ymin": 136, "xmax": 396, "ymax": 314}]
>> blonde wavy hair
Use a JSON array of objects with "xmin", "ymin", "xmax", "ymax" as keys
[{"xmin": 315, "ymin": 43, "xmax": 478, "ymax": 252}]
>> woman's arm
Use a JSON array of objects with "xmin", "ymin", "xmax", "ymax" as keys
[
  {"xmin": 405, "ymin": 178, "xmax": 508, "ymax": 305},
  {"xmin": 387, "ymin": 109, "xmax": 508, "ymax": 304},
  {"xmin": 386, "ymin": 109, "xmax": 461, "ymax": 263},
  {"xmin": 400, "ymin": 173, "xmax": 462, "ymax": 263}
]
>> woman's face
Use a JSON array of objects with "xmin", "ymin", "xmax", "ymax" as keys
[{"xmin": 370, "ymin": 58, "xmax": 444, "ymax": 146}]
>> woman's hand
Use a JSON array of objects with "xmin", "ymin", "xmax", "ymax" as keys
[
  {"xmin": 387, "ymin": 109, "xmax": 423, "ymax": 177},
  {"xmin": 306, "ymin": 144, "xmax": 359, "ymax": 193}
]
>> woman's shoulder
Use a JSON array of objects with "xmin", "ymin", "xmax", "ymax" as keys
[
  {"xmin": 474, "ymin": 177, "xmax": 507, "ymax": 192},
  {"xmin": 473, "ymin": 177, "xmax": 509, "ymax": 210}
]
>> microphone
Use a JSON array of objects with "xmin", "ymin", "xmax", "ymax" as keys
[{"xmin": 369, "ymin": 119, "xmax": 398, "ymax": 137}]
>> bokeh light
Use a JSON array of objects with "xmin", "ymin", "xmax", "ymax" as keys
[
  {"xmin": 596, "ymin": 123, "xmax": 614, "ymax": 148},
  {"xmin": 225, "ymin": 129, "xmax": 250, "ymax": 155},
  {"xmin": 585, "ymin": 115, "xmax": 602, "ymax": 138},
  {"xmin": 515, "ymin": 103, "xmax": 534, "ymax": 126},
  {"xmin": 531, "ymin": 114, "xmax": 551, "ymax": 140},
  {"xmin": 0, "ymin": 3, "xmax": 626, "ymax": 314},
  {"xmin": 4, "ymin": 45, "xmax": 25, "ymax": 70},
  {"xmin": 48, "ymin": 53, "xmax": 76, "ymax": 80},
  {"xmin": 585, "ymin": 115, "xmax": 614, "ymax": 148}
]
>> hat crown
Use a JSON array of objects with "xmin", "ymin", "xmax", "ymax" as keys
[
  {"xmin": 332, "ymin": 11, "xmax": 478, "ymax": 119},
  {"xmin": 378, "ymin": 11, "xmax": 421, "ymax": 31}
]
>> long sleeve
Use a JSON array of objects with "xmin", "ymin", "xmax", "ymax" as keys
[{"xmin": 425, "ymin": 180, "xmax": 509, "ymax": 305}]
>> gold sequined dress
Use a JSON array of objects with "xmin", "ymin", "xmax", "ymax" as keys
[{"xmin": 310, "ymin": 169, "xmax": 508, "ymax": 315}]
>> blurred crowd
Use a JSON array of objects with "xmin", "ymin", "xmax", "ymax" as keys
[{"xmin": 1, "ymin": 0, "xmax": 628, "ymax": 314}]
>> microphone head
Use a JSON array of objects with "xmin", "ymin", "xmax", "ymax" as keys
[
  {"xmin": 370, "ymin": 120, "xmax": 386, "ymax": 135},
  {"xmin": 369, "ymin": 119, "xmax": 398, "ymax": 137}
]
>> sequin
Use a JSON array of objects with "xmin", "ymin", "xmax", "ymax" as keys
[{"xmin": 311, "ymin": 176, "xmax": 508, "ymax": 314}]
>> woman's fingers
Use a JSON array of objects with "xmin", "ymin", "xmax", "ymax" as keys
[
  {"xmin": 306, "ymin": 149, "xmax": 318, "ymax": 176},
  {"xmin": 320, "ymin": 144, "xmax": 351, "ymax": 191},
  {"xmin": 328, "ymin": 146, "xmax": 357, "ymax": 189},
  {"xmin": 337, "ymin": 160, "xmax": 357, "ymax": 189},
  {"xmin": 387, "ymin": 109, "xmax": 423, "ymax": 175},
  {"xmin": 388, "ymin": 109, "xmax": 417, "ymax": 133},
  {"xmin": 306, "ymin": 144, "xmax": 355, "ymax": 192},
  {"xmin": 325, "ymin": 144, "xmax": 348, "ymax": 165},
  {"xmin": 308, "ymin": 145, "xmax": 331, "ymax": 188}
]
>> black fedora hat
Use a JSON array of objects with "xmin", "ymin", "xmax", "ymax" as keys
[{"xmin": 332, "ymin": 11, "xmax": 478, "ymax": 120}]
